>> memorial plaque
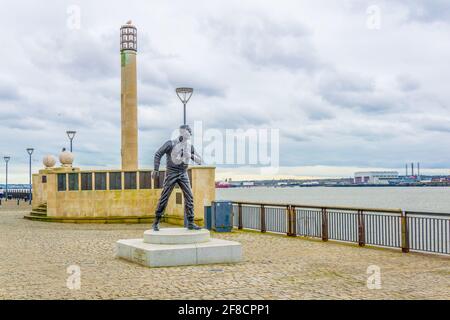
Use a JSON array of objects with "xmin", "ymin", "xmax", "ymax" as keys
[
  {"xmin": 94, "ymin": 172, "xmax": 107, "ymax": 190},
  {"xmin": 109, "ymin": 172, "xmax": 122, "ymax": 190},
  {"xmin": 124, "ymin": 172, "xmax": 137, "ymax": 189},
  {"xmin": 57, "ymin": 174, "xmax": 66, "ymax": 191},
  {"xmin": 81, "ymin": 173, "xmax": 92, "ymax": 190},
  {"xmin": 176, "ymin": 192, "xmax": 182, "ymax": 204},
  {"xmin": 68, "ymin": 173, "xmax": 79, "ymax": 191},
  {"xmin": 155, "ymin": 171, "xmax": 165, "ymax": 189},
  {"xmin": 139, "ymin": 171, "xmax": 152, "ymax": 189}
]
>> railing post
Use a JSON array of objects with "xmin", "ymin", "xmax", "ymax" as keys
[
  {"xmin": 291, "ymin": 206, "xmax": 297, "ymax": 237},
  {"xmin": 401, "ymin": 210, "xmax": 410, "ymax": 253},
  {"xmin": 357, "ymin": 210, "xmax": 365, "ymax": 247},
  {"xmin": 260, "ymin": 205, "xmax": 266, "ymax": 233},
  {"xmin": 287, "ymin": 205, "xmax": 296, "ymax": 237},
  {"xmin": 286, "ymin": 205, "xmax": 291, "ymax": 236},
  {"xmin": 238, "ymin": 203, "xmax": 243, "ymax": 230},
  {"xmin": 321, "ymin": 208, "xmax": 328, "ymax": 241}
]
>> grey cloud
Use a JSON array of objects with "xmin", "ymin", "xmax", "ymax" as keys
[
  {"xmin": 283, "ymin": 132, "xmax": 310, "ymax": 143},
  {"xmin": 421, "ymin": 119, "xmax": 450, "ymax": 133},
  {"xmin": 165, "ymin": 68, "xmax": 227, "ymax": 98},
  {"xmin": 0, "ymin": 81, "xmax": 20, "ymax": 101},
  {"xmin": 140, "ymin": 60, "xmax": 227, "ymax": 99},
  {"xmin": 397, "ymin": 75, "xmax": 420, "ymax": 92},
  {"xmin": 318, "ymin": 71, "xmax": 374, "ymax": 94},
  {"xmin": 23, "ymin": 31, "xmax": 117, "ymax": 82},
  {"xmin": 201, "ymin": 14, "xmax": 320, "ymax": 71},
  {"xmin": 317, "ymin": 71, "xmax": 401, "ymax": 114},
  {"xmin": 138, "ymin": 87, "xmax": 171, "ymax": 107},
  {"xmin": 186, "ymin": 84, "xmax": 226, "ymax": 98},
  {"xmin": 307, "ymin": 111, "xmax": 334, "ymax": 121},
  {"xmin": 401, "ymin": 0, "xmax": 450, "ymax": 23},
  {"xmin": 1, "ymin": 0, "xmax": 450, "ymax": 180},
  {"xmin": 348, "ymin": 0, "xmax": 450, "ymax": 24},
  {"xmin": 139, "ymin": 63, "xmax": 171, "ymax": 90},
  {"xmin": 205, "ymin": 106, "xmax": 272, "ymax": 129}
]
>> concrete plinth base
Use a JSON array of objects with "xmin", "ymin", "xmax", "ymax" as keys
[
  {"xmin": 143, "ymin": 228, "xmax": 210, "ymax": 244},
  {"xmin": 115, "ymin": 228, "xmax": 242, "ymax": 267}
]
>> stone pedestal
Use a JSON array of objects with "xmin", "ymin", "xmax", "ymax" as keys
[{"xmin": 115, "ymin": 228, "xmax": 242, "ymax": 267}]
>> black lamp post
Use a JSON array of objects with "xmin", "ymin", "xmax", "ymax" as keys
[
  {"xmin": 176, "ymin": 87, "xmax": 193, "ymax": 125},
  {"xmin": 4, "ymin": 156, "xmax": 10, "ymax": 201},
  {"xmin": 66, "ymin": 131, "xmax": 76, "ymax": 152},
  {"xmin": 26, "ymin": 148, "xmax": 34, "ymax": 204}
]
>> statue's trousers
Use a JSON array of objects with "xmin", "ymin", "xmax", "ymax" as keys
[{"xmin": 154, "ymin": 170, "xmax": 194, "ymax": 221}]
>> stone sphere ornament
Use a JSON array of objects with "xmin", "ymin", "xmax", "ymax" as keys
[
  {"xmin": 59, "ymin": 151, "xmax": 74, "ymax": 167},
  {"xmin": 42, "ymin": 155, "xmax": 56, "ymax": 168}
]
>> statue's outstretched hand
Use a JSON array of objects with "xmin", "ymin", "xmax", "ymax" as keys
[
  {"xmin": 152, "ymin": 170, "xmax": 159, "ymax": 180},
  {"xmin": 193, "ymin": 154, "xmax": 202, "ymax": 165}
]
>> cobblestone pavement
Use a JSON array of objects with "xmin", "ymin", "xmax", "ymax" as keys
[{"xmin": 0, "ymin": 203, "xmax": 449, "ymax": 300}]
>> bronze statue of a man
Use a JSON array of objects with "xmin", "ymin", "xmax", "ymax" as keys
[{"xmin": 151, "ymin": 125, "xmax": 202, "ymax": 231}]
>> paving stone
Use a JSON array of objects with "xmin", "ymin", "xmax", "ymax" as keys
[{"xmin": 0, "ymin": 204, "xmax": 449, "ymax": 300}]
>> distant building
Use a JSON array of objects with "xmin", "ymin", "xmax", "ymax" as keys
[
  {"xmin": 354, "ymin": 171, "xmax": 399, "ymax": 185},
  {"xmin": 301, "ymin": 181, "xmax": 320, "ymax": 186},
  {"xmin": 215, "ymin": 181, "xmax": 231, "ymax": 188}
]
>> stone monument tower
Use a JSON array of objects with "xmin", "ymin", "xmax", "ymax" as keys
[{"xmin": 120, "ymin": 21, "xmax": 138, "ymax": 170}]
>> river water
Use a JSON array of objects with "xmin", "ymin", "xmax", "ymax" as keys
[{"xmin": 216, "ymin": 187, "xmax": 450, "ymax": 213}]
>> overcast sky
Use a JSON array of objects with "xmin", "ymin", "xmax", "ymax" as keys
[{"xmin": 1, "ymin": 0, "xmax": 450, "ymax": 182}]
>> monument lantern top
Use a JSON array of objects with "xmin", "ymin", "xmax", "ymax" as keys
[{"xmin": 120, "ymin": 21, "xmax": 137, "ymax": 52}]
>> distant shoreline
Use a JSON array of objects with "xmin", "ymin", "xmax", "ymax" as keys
[{"xmin": 217, "ymin": 185, "xmax": 450, "ymax": 189}]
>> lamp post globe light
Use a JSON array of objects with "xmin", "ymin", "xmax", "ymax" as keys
[
  {"xmin": 26, "ymin": 148, "xmax": 34, "ymax": 204},
  {"xmin": 66, "ymin": 130, "xmax": 76, "ymax": 152},
  {"xmin": 175, "ymin": 87, "xmax": 193, "ymax": 125},
  {"xmin": 4, "ymin": 156, "xmax": 10, "ymax": 201}
]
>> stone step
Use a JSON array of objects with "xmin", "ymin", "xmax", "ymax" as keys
[
  {"xmin": 30, "ymin": 211, "xmax": 47, "ymax": 217},
  {"xmin": 23, "ymin": 214, "xmax": 156, "ymax": 224},
  {"xmin": 117, "ymin": 227, "xmax": 241, "ymax": 268},
  {"xmin": 24, "ymin": 214, "xmax": 47, "ymax": 221},
  {"xmin": 144, "ymin": 228, "xmax": 210, "ymax": 244},
  {"xmin": 116, "ymin": 237, "xmax": 242, "ymax": 267}
]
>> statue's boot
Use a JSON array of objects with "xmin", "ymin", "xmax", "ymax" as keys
[
  {"xmin": 187, "ymin": 218, "xmax": 202, "ymax": 230},
  {"xmin": 152, "ymin": 215, "xmax": 162, "ymax": 231}
]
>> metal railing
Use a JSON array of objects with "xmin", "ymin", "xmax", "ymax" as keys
[
  {"xmin": 0, "ymin": 189, "xmax": 30, "ymax": 200},
  {"xmin": 231, "ymin": 202, "xmax": 450, "ymax": 255}
]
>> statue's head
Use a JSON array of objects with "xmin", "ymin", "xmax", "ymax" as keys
[{"xmin": 179, "ymin": 124, "xmax": 192, "ymax": 141}]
